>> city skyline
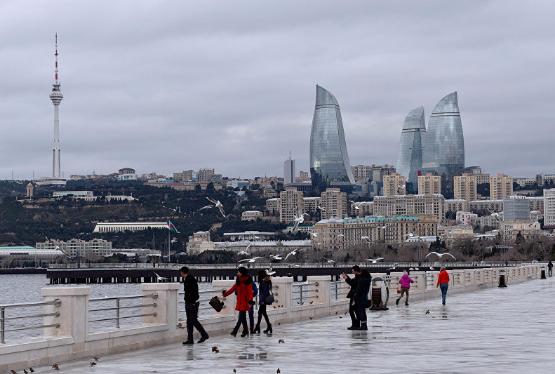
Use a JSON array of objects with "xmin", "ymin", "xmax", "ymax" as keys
[{"xmin": 1, "ymin": 0, "xmax": 554, "ymax": 179}]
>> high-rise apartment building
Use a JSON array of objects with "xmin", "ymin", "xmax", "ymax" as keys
[
  {"xmin": 279, "ymin": 187, "xmax": 304, "ymax": 223},
  {"xmin": 197, "ymin": 168, "xmax": 215, "ymax": 182},
  {"xmin": 489, "ymin": 174, "xmax": 513, "ymax": 200},
  {"xmin": 309, "ymin": 85, "xmax": 355, "ymax": 191},
  {"xmin": 352, "ymin": 165, "xmax": 372, "ymax": 183},
  {"xmin": 320, "ymin": 188, "xmax": 348, "ymax": 219},
  {"xmin": 397, "ymin": 106, "xmax": 426, "ymax": 187},
  {"xmin": 373, "ymin": 194, "xmax": 445, "ymax": 223},
  {"xmin": 283, "ymin": 154, "xmax": 296, "ymax": 185},
  {"xmin": 543, "ymin": 188, "xmax": 555, "ymax": 228},
  {"xmin": 418, "ymin": 173, "xmax": 442, "ymax": 195},
  {"xmin": 422, "ymin": 92, "xmax": 465, "ymax": 197},
  {"xmin": 453, "ymin": 174, "xmax": 477, "ymax": 201},
  {"xmin": 383, "ymin": 173, "xmax": 406, "ymax": 197}
]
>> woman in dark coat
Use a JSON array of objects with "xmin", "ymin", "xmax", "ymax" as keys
[
  {"xmin": 354, "ymin": 269, "xmax": 371, "ymax": 330},
  {"xmin": 222, "ymin": 267, "xmax": 254, "ymax": 337},
  {"xmin": 253, "ymin": 270, "xmax": 273, "ymax": 334}
]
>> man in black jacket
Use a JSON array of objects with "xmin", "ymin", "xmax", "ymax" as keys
[
  {"xmin": 341, "ymin": 265, "xmax": 361, "ymax": 330},
  {"xmin": 180, "ymin": 266, "xmax": 209, "ymax": 344},
  {"xmin": 353, "ymin": 269, "xmax": 371, "ymax": 330}
]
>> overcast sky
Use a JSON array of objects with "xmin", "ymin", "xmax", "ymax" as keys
[{"xmin": 1, "ymin": 0, "xmax": 554, "ymax": 180}]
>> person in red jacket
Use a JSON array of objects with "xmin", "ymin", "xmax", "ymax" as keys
[
  {"xmin": 222, "ymin": 267, "xmax": 254, "ymax": 337},
  {"xmin": 436, "ymin": 267, "xmax": 450, "ymax": 305}
]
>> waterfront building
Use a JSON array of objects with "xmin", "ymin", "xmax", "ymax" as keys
[
  {"xmin": 312, "ymin": 215, "xmax": 438, "ymax": 251},
  {"xmin": 36, "ymin": 239, "xmax": 113, "ymax": 257},
  {"xmin": 93, "ymin": 222, "xmax": 170, "ymax": 233},
  {"xmin": 454, "ymin": 174, "xmax": 477, "ymax": 201},
  {"xmin": 397, "ymin": 106, "xmax": 426, "ymax": 187},
  {"xmin": 373, "ymin": 194, "xmax": 444, "ymax": 223},
  {"xmin": 309, "ymin": 85, "xmax": 355, "ymax": 191},
  {"xmin": 422, "ymin": 92, "xmax": 465, "ymax": 196},
  {"xmin": 319, "ymin": 188, "xmax": 348, "ymax": 219},
  {"xmin": 279, "ymin": 187, "xmax": 304, "ymax": 223},
  {"xmin": 489, "ymin": 174, "xmax": 513, "ymax": 199},
  {"xmin": 383, "ymin": 173, "xmax": 406, "ymax": 197},
  {"xmin": 52, "ymin": 191, "xmax": 94, "ymax": 199},
  {"xmin": 284, "ymin": 154, "xmax": 296, "ymax": 185},
  {"xmin": 418, "ymin": 173, "xmax": 442, "ymax": 195},
  {"xmin": 543, "ymin": 188, "xmax": 555, "ymax": 228}
]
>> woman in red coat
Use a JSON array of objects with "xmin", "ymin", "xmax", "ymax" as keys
[{"xmin": 222, "ymin": 267, "xmax": 254, "ymax": 337}]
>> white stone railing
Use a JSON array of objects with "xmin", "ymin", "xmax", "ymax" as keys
[{"xmin": 0, "ymin": 264, "xmax": 543, "ymax": 372}]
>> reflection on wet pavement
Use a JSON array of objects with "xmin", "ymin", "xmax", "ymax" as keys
[{"xmin": 42, "ymin": 279, "xmax": 555, "ymax": 374}]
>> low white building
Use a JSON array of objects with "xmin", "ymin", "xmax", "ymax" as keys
[
  {"xmin": 0, "ymin": 246, "xmax": 64, "ymax": 260},
  {"xmin": 52, "ymin": 191, "xmax": 95, "ymax": 200},
  {"xmin": 241, "ymin": 210, "xmax": 263, "ymax": 221},
  {"xmin": 36, "ymin": 239, "xmax": 113, "ymax": 257},
  {"xmin": 93, "ymin": 222, "xmax": 169, "ymax": 233},
  {"xmin": 105, "ymin": 194, "xmax": 136, "ymax": 202}
]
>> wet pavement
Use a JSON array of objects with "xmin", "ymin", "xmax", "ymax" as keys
[{"xmin": 38, "ymin": 278, "xmax": 555, "ymax": 374}]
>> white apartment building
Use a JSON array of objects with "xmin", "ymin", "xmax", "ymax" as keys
[
  {"xmin": 544, "ymin": 188, "xmax": 555, "ymax": 228},
  {"xmin": 36, "ymin": 239, "xmax": 113, "ymax": 257},
  {"xmin": 93, "ymin": 222, "xmax": 169, "ymax": 233},
  {"xmin": 489, "ymin": 174, "xmax": 513, "ymax": 199}
]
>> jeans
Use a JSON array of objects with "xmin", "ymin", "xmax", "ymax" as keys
[
  {"xmin": 440, "ymin": 284, "xmax": 449, "ymax": 305},
  {"xmin": 248, "ymin": 305, "xmax": 255, "ymax": 331},
  {"xmin": 185, "ymin": 302, "xmax": 208, "ymax": 341},
  {"xmin": 257, "ymin": 304, "xmax": 271, "ymax": 327},
  {"xmin": 349, "ymin": 300, "xmax": 359, "ymax": 327},
  {"xmin": 355, "ymin": 304, "xmax": 367, "ymax": 324},
  {"xmin": 232, "ymin": 311, "xmax": 248, "ymax": 334}
]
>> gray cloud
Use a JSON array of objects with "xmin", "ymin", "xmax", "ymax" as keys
[{"xmin": 0, "ymin": 0, "xmax": 554, "ymax": 179}]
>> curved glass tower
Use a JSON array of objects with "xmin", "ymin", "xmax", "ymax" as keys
[
  {"xmin": 310, "ymin": 85, "xmax": 355, "ymax": 191},
  {"xmin": 422, "ymin": 91, "xmax": 465, "ymax": 196},
  {"xmin": 397, "ymin": 106, "xmax": 426, "ymax": 189}
]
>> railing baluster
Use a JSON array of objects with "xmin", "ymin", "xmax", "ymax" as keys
[
  {"xmin": 1, "ymin": 307, "xmax": 5, "ymax": 344},
  {"xmin": 116, "ymin": 298, "xmax": 120, "ymax": 329}
]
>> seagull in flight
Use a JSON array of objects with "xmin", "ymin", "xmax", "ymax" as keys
[
  {"xmin": 270, "ymin": 254, "xmax": 283, "ymax": 261},
  {"xmin": 284, "ymin": 248, "xmax": 304, "ymax": 261},
  {"xmin": 310, "ymin": 232, "xmax": 318, "ymax": 238},
  {"xmin": 153, "ymin": 272, "xmax": 168, "ymax": 281},
  {"xmin": 366, "ymin": 257, "xmax": 384, "ymax": 264},
  {"xmin": 323, "ymin": 257, "xmax": 336, "ymax": 264},
  {"xmin": 425, "ymin": 252, "xmax": 456, "ymax": 261},
  {"xmin": 292, "ymin": 213, "xmax": 309, "ymax": 231},
  {"xmin": 237, "ymin": 250, "xmax": 249, "ymax": 256},
  {"xmin": 205, "ymin": 197, "xmax": 227, "ymax": 218},
  {"xmin": 238, "ymin": 257, "xmax": 263, "ymax": 263}
]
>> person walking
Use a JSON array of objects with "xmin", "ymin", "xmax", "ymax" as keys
[
  {"xmin": 548, "ymin": 260, "xmax": 553, "ymax": 277},
  {"xmin": 353, "ymin": 268, "xmax": 371, "ymax": 330},
  {"xmin": 222, "ymin": 267, "xmax": 254, "ymax": 337},
  {"xmin": 253, "ymin": 270, "xmax": 273, "ymax": 334},
  {"xmin": 248, "ymin": 281, "xmax": 258, "ymax": 333},
  {"xmin": 396, "ymin": 270, "xmax": 414, "ymax": 306},
  {"xmin": 436, "ymin": 267, "xmax": 450, "ymax": 305},
  {"xmin": 341, "ymin": 265, "xmax": 361, "ymax": 330},
  {"xmin": 180, "ymin": 266, "xmax": 209, "ymax": 345}
]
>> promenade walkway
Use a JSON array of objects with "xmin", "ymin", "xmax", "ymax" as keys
[{"xmin": 38, "ymin": 278, "xmax": 555, "ymax": 374}]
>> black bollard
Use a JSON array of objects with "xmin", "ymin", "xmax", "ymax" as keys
[
  {"xmin": 541, "ymin": 269, "xmax": 546, "ymax": 279},
  {"xmin": 498, "ymin": 274, "xmax": 507, "ymax": 288}
]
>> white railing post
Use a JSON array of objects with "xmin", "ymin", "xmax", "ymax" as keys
[
  {"xmin": 271, "ymin": 277, "xmax": 293, "ymax": 312},
  {"xmin": 307, "ymin": 276, "xmax": 330, "ymax": 306},
  {"xmin": 41, "ymin": 286, "xmax": 90, "ymax": 343},
  {"xmin": 141, "ymin": 283, "xmax": 179, "ymax": 331}
]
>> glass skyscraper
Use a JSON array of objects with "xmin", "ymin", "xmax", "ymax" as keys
[
  {"xmin": 397, "ymin": 106, "xmax": 426, "ymax": 191},
  {"xmin": 422, "ymin": 91, "xmax": 465, "ymax": 197},
  {"xmin": 310, "ymin": 85, "xmax": 355, "ymax": 192}
]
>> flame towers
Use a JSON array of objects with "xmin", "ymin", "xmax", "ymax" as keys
[
  {"xmin": 49, "ymin": 34, "xmax": 63, "ymax": 179},
  {"xmin": 397, "ymin": 106, "xmax": 426, "ymax": 190},
  {"xmin": 422, "ymin": 91, "xmax": 465, "ymax": 196},
  {"xmin": 309, "ymin": 85, "xmax": 354, "ymax": 192}
]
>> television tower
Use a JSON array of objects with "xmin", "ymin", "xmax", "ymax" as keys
[{"xmin": 49, "ymin": 33, "xmax": 63, "ymax": 178}]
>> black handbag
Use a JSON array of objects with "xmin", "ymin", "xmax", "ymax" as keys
[
  {"xmin": 264, "ymin": 289, "xmax": 275, "ymax": 305},
  {"xmin": 209, "ymin": 296, "xmax": 225, "ymax": 312}
]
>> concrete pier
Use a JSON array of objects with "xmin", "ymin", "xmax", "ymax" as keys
[{"xmin": 0, "ymin": 264, "xmax": 543, "ymax": 372}]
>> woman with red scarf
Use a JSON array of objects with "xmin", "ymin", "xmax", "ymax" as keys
[{"xmin": 222, "ymin": 267, "xmax": 254, "ymax": 337}]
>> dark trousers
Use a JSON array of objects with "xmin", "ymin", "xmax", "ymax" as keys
[
  {"xmin": 549, "ymin": 268, "xmax": 553, "ymax": 277},
  {"xmin": 185, "ymin": 302, "xmax": 208, "ymax": 341},
  {"xmin": 232, "ymin": 311, "xmax": 248, "ymax": 334},
  {"xmin": 440, "ymin": 284, "xmax": 449, "ymax": 305},
  {"xmin": 349, "ymin": 300, "xmax": 359, "ymax": 327},
  {"xmin": 355, "ymin": 304, "xmax": 367, "ymax": 324},
  {"xmin": 248, "ymin": 305, "xmax": 255, "ymax": 331},
  {"xmin": 257, "ymin": 304, "xmax": 271, "ymax": 327}
]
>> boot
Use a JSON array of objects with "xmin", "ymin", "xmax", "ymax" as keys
[
  {"xmin": 263, "ymin": 324, "xmax": 272, "ymax": 334},
  {"xmin": 253, "ymin": 324, "xmax": 261, "ymax": 334},
  {"xmin": 197, "ymin": 335, "xmax": 209, "ymax": 343},
  {"xmin": 359, "ymin": 322, "xmax": 368, "ymax": 331},
  {"xmin": 396, "ymin": 298, "xmax": 400, "ymax": 306},
  {"xmin": 230, "ymin": 328, "xmax": 238, "ymax": 337},
  {"xmin": 240, "ymin": 330, "xmax": 249, "ymax": 337}
]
